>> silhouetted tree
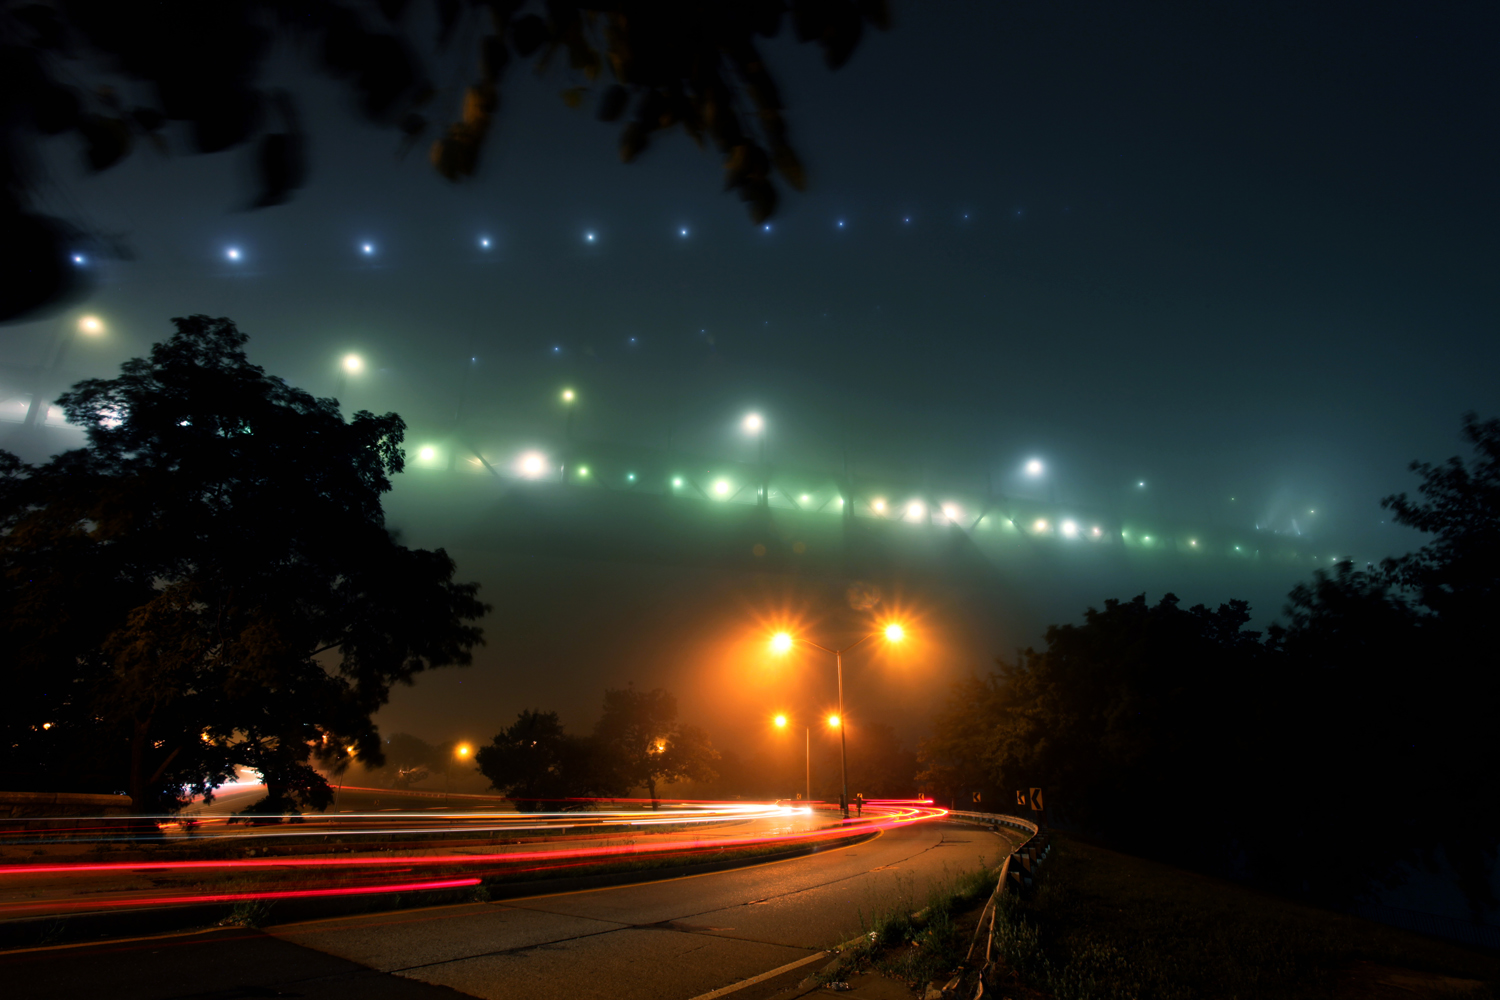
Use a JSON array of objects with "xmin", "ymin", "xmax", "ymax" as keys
[
  {"xmin": 0, "ymin": 315, "xmax": 488, "ymax": 818},
  {"xmin": 1, "ymin": 1, "xmax": 890, "ymax": 321},
  {"xmin": 593, "ymin": 685, "xmax": 718, "ymax": 808},
  {"xmin": 475, "ymin": 709, "xmax": 599, "ymax": 810}
]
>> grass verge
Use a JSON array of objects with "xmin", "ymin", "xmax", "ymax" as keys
[
  {"xmin": 990, "ymin": 836, "xmax": 1500, "ymax": 1000},
  {"xmin": 816, "ymin": 858, "xmax": 999, "ymax": 992}
]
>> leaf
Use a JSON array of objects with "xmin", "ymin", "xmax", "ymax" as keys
[
  {"xmin": 596, "ymin": 84, "xmax": 628, "ymax": 122},
  {"xmin": 78, "ymin": 114, "xmax": 132, "ymax": 171}
]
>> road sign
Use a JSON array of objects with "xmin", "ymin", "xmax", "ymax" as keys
[
  {"xmin": 1029, "ymin": 787, "xmax": 1044, "ymax": 811},
  {"xmin": 972, "ymin": 791, "xmax": 981, "ymax": 804},
  {"xmin": 1015, "ymin": 790, "xmax": 1026, "ymax": 807}
]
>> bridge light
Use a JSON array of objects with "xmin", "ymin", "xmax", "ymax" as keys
[
  {"xmin": 673, "ymin": 477, "xmax": 683, "ymax": 487},
  {"xmin": 770, "ymin": 632, "xmax": 793, "ymax": 654},
  {"xmin": 561, "ymin": 388, "xmax": 575, "ymax": 403},
  {"xmin": 714, "ymin": 479, "xmax": 731, "ymax": 496},
  {"xmin": 418, "ymin": 446, "xmax": 436, "ymax": 462},
  {"xmin": 773, "ymin": 714, "xmax": 788, "ymax": 728},
  {"xmin": 827, "ymin": 714, "xmax": 841, "ymax": 728},
  {"xmin": 578, "ymin": 466, "xmax": 590, "ymax": 477},
  {"xmin": 1091, "ymin": 526, "xmax": 1102, "ymax": 537},
  {"xmin": 518, "ymin": 451, "xmax": 547, "ymax": 478},
  {"xmin": 1025, "ymin": 458, "xmax": 1044, "ymax": 477},
  {"xmin": 872, "ymin": 498, "xmax": 887, "ymax": 513},
  {"xmin": 907, "ymin": 501, "xmax": 924, "ymax": 519},
  {"xmin": 1061, "ymin": 520, "xmax": 1079, "ymax": 538},
  {"xmin": 884, "ymin": 624, "xmax": 905, "ymax": 643},
  {"xmin": 78, "ymin": 315, "xmax": 105, "ymax": 335},
  {"xmin": 342, "ymin": 353, "xmax": 363, "ymax": 373},
  {"xmin": 743, "ymin": 412, "xmax": 764, "ymax": 434},
  {"xmin": 1033, "ymin": 519, "xmax": 1049, "ymax": 533}
]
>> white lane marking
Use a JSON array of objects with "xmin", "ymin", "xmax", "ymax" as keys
[{"xmin": 684, "ymin": 949, "xmax": 829, "ymax": 1000}]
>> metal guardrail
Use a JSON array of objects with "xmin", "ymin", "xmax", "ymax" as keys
[{"xmin": 942, "ymin": 809, "xmax": 1040, "ymax": 838}]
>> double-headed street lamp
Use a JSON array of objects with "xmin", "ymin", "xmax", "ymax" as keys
[
  {"xmin": 770, "ymin": 623, "xmax": 906, "ymax": 819},
  {"xmin": 773, "ymin": 712, "xmax": 841, "ymax": 804}
]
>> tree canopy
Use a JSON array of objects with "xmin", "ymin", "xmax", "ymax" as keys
[
  {"xmin": 0, "ymin": 315, "xmax": 488, "ymax": 817},
  {"xmin": 920, "ymin": 414, "xmax": 1500, "ymax": 916},
  {"xmin": 475, "ymin": 708, "xmax": 601, "ymax": 810},
  {"xmin": 1, "ymin": 0, "xmax": 891, "ymax": 322},
  {"xmin": 475, "ymin": 686, "xmax": 718, "ymax": 809}
]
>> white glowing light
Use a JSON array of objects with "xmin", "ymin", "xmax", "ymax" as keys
[
  {"xmin": 626, "ymin": 472, "xmax": 636, "ymax": 481},
  {"xmin": 72, "ymin": 254, "xmax": 85, "ymax": 264},
  {"xmin": 743, "ymin": 412, "xmax": 764, "ymax": 433},
  {"xmin": 1190, "ymin": 539, "xmax": 1198, "ymax": 547},
  {"xmin": 518, "ymin": 451, "xmax": 547, "ymax": 478},
  {"xmin": 907, "ymin": 501, "xmax": 924, "ymax": 519},
  {"xmin": 872, "ymin": 498, "xmax": 887, "ymax": 513},
  {"xmin": 479, "ymin": 236, "xmax": 491, "ymax": 249},
  {"xmin": 78, "ymin": 315, "xmax": 104, "ymax": 335},
  {"xmin": 1061, "ymin": 520, "xmax": 1079, "ymax": 538},
  {"xmin": 418, "ymin": 446, "xmax": 436, "ymax": 462},
  {"xmin": 801, "ymin": 494, "xmax": 811, "ymax": 503},
  {"xmin": 714, "ymin": 479, "xmax": 731, "ymax": 496},
  {"xmin": 361, "ymin": 243, "xmax": 374, "ymax": 255},
  {"xmin": 342, "ymin": 354, "xmax": 362, "ymax": 373},
  {"xmin": 1034, "ymin": 519, "xmax": 1049, "ymax": 533},
  {"xmin": 943, "ymin": 504, "xmax": 960, "ymax": 521},
  {"xmin": 679, "ymin": 227, "xmax": 689, "ymax": 237},
  {"xmin": 1091, "ymin": 526, "xmax": 1102, "ymax": 537},
  {"xmin": 673, "ymin": 478, "xmax": 683, "ymax": 487},
  {"xmin": 1025, "ymin": 458, "xmax": 1044, "ymax": 476},
  {"xmin": 226, "ymin": 247, "xmax": 241, "ymax": 261},
  {"xmin": 578, "ymin": 466, "xmax": 590, "ymax": 476},
  {"xmin": 584, "ymin": 231, "xmax": 597, "ymax": 243},
  {"xmin": 1138, "ymin": 481, "xmax": 1146, "ymax": 487}
]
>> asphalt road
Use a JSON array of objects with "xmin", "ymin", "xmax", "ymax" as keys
[{"xmin": 1, "ymin": 820, "xmax": 1024, "ymax": 1000}]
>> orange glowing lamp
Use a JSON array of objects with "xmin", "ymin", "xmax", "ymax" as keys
[{"xmin": 770, "ymin": 632, "xmax": 794, "ymax": 654}]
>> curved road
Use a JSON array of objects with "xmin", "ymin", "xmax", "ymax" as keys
[{"xmin": 2, "ymin": 820, "xmax": 1025, "ymax": 1000}]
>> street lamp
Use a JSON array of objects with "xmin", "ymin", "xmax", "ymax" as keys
[
  {"xmin": 335, "ymin": 353, "xmax": 363, "ymax": 400},
  {"xmin": 772, "ymin": 713, "xmax": 813, "ymax": 803},
  {"xmin": 560, "ymin": 388, "xmax": 577, "ymax": 480},
  {"xmin": 446, "ymin": 743, "xmax": 472, "ymax": 806},
  {"xmin": 743, "ymin": 411, "xmax": 767, "ymax": 507},
  {"xmin": 23, "ymin": 314, "xmax": 107, "ymax": 432},
  {"xmin": 769, "ymin": 624, "xmax": 907, "ymax": 819}
]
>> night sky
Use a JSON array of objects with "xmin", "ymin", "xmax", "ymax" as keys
[{"xmin": 5, "ymin": 2, "xmax": 1497, "ymax": 756}]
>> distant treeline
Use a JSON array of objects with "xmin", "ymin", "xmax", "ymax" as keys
[
  {"xmin": 380, "ymin": 685, "xmax": 921, "ymax": 810},
  {"xmin": 919, "ymin": 414, "xmax": 1500, "ymax": 917}
]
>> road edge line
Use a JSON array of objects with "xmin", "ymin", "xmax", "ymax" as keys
[{"xmin": 685, "ymin": 949, "xmax": 830, "ymax": 1000}]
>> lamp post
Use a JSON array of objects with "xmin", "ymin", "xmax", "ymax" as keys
[
  {"xmin": 770, "ymin": 623, "xmax": 906, "ymax": 819},
  {"xmin": 560, "ymin": 388, "xmax": 577, "ymax": 480},
  {"xmin": 22, "ymin": 314, "xmax": 105, "ymax": 432},
  {"xmin": 774, "ymin": 713, "xmax": 826, "ymax": 803},
  {"xmin": 335, "ymin": 353, "xmax": 363, "ymax": 401},
  {"xmin": 743, "ymin": 412, "xmax": 766, "ymax": 507},
  {"xmin": 446, "ymin": 743, "xmax": 471, "ymax": 808}
]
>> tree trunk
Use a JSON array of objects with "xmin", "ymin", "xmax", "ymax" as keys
[{"xmin": 647, "ymin": 775, "xmax": 659, "ymax": 810}]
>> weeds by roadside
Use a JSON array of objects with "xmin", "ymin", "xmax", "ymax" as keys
[{"xmin": 817, "ymin": 858, "xmax": 997, "ymax": 991}]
